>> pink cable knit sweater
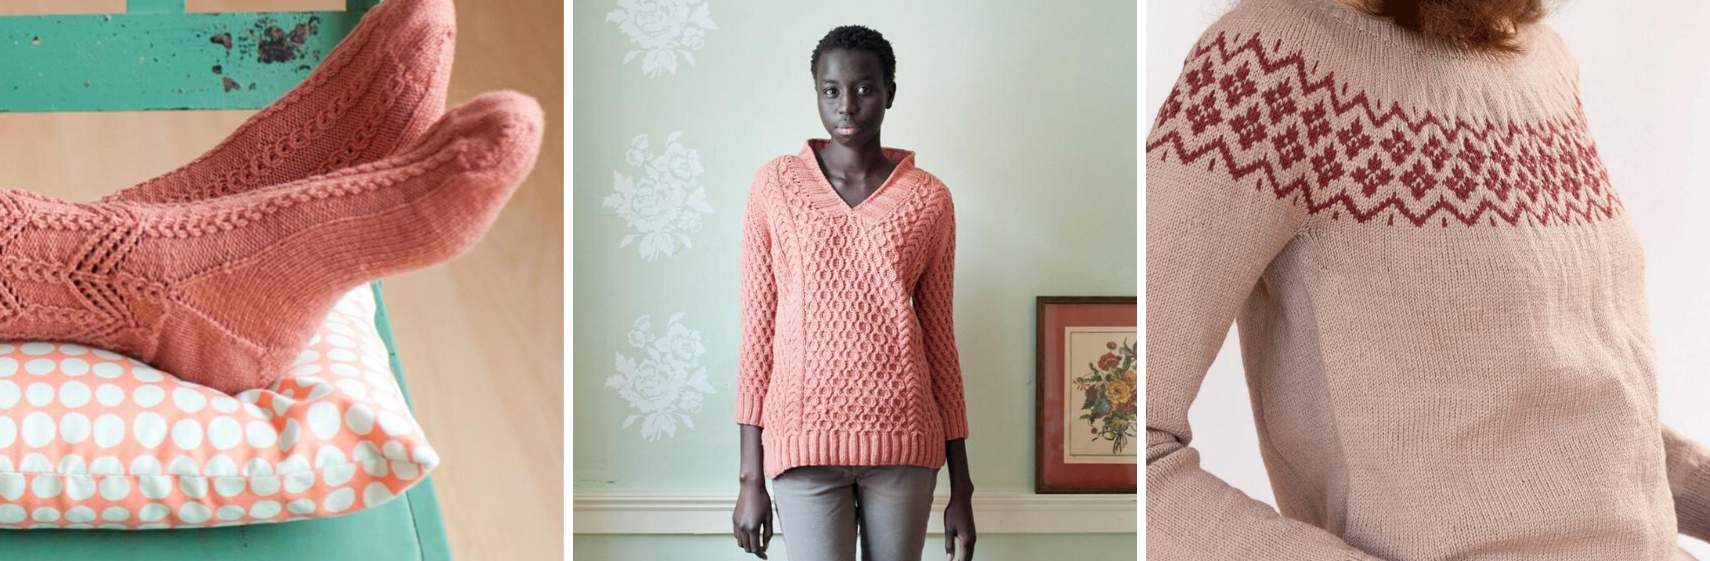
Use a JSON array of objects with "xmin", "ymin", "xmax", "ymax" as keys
[{"xmin": 736, "ymin": 139, "xmax": 969, "ymax": 481}]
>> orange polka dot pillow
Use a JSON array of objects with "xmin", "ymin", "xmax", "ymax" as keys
[{"xmin": 0, "ymin": 285, "xmax": 440, "ymax": 529}]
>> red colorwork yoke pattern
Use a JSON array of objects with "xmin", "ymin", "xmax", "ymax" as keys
[{"xmin": 1147, "ymin": 0, "xmax": 1710, "ymax": 560}]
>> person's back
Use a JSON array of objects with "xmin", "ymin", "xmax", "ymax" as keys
[{"xmin": 1146, "ymin": 0, "xmax": 1710, "ymax": 559}]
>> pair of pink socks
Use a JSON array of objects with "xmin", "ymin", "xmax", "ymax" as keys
[{"xmin": 1, "ymin": 0, "xmax": 543, "ymax": 394}]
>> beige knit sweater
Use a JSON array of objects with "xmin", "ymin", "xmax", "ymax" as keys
[{"xmin": 1146, "ymin": 0, "xmax": 1710, "ymax": 559}]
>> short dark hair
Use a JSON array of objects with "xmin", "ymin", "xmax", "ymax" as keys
[{"xmin": 810, "ymin": 25, "xmax": 896, "ymax": 85}]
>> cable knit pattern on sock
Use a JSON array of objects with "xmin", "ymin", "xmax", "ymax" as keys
[
  {"xmin": 1148, "ymin": 0, "xmax": 1705, "ymax": 560},
  {"xmin": 101, "ymin": 0, "xmax": 456, "ymax": 204},
  {"xmin": 736, "ymin": 139, "xmax": 967, "ymax": 481},
  {"xmin": 0, "ymin": 91, "xmax": 542, "ymax": 395}
]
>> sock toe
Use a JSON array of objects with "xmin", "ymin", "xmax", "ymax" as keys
[
  {"xmin": 385, "ymin": 90, "xmax": 545, "ymax": 260},
  {"xmin": 138, "ymin": 90, "xmax": 544, "ymax": 390}
]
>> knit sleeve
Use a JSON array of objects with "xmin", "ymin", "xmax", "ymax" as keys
[
  {"xmin": 915, "ymin": 186, "xmax": 969, "ymax": 440},
  {"xmin": 1145, "ymin": 38, "xmax": 1384, "ymax": 560},
  {"xmin": 1661, "ymin": 422, "xmax": 1710, "ymax": 541},
  {"xmin": 734, "ymin": 163, "xmax": 779, "ymax": 428}
]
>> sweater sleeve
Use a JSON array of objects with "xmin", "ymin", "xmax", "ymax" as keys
[
  {"xmin": 1145, "ymin": 41, "xmax": 1384, "ymax": 560},
  {"xmin": 915, "ymin": 187, "xmax": 969, "ymax": 440},
  {"xmin": 1661, "ymin": 422, "xmax": 1710, "ymax": 541},
  {"xmin": 735, "ymin": 163, "xmax": 779, "ymax": 427}
]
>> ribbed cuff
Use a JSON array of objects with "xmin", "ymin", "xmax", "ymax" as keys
[
  {"xmin": 1677, "ymin": 463, "xmax": 1710, "ymax": 542},
  {"xmin": 735, "ymin": 389, "xmax": 765, "ymax": 427},
  {"xmin": 941, "ymin": 404, "xmax": 969, "ymax": 440}
]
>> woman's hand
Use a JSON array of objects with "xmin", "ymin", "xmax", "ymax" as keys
[
  {"xmin": 943, "ymin": 490, "xmax": 976, "ymax": 560},
  {"xmin": 942, "ymin": 438, "xmax": 976, "ymax": 560},
  {"xmin": 733, "ymin": 479, "xmax": 775, "ymax": 559}
]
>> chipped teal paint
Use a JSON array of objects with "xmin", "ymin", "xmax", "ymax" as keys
[
  {"xmin": 0, "ymin": 3, "xmax": 456, "ymax": 555},
  {"xmin": 126, "ymin": 0, "xmax": 187, "ymax": 14},
  {"xmin": 0, "ymin": 0, "xmax": 382, "ymax": 112}
]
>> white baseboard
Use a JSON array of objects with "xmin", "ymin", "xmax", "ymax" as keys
[{"xmin": 573, "ymin": 492, "xmax": 1137, "ymax": 534}]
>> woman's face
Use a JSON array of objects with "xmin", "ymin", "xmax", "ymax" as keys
[{"xmin": 815, "ymin": 48, "xmax": 893, "ymax": 147}]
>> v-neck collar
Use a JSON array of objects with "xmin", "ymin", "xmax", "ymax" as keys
[{"xmin": 795, "ymin": 139, "xmax": 918, "ymax": 220}]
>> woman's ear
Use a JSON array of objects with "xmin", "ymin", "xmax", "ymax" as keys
[{"xmin": 886, "ymin": 80, "xmax": 898, "ymax": 109}]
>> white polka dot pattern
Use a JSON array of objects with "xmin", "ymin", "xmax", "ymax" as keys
[{"xmin": 0, "ymin": 286, "xmax": 438, "ymax": 529}]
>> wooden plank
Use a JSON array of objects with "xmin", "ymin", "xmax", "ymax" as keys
[
  {"xmin": 0, "ymin": 9, "xmax": 371, "ymax": 112},
  {"xmin": 372, "ymin": 281, "xmax": 455, "ymax": 561}
]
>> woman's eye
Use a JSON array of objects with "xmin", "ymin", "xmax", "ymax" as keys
[
  {"xmin": 823, "ymin": 88, "xmax": 836, "ymax": 97},
  {"xmin": 856, "ymin": 86, "xmax": 870, "ymax": 95}
]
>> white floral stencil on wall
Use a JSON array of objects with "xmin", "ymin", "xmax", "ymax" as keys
[
  {"xmin": 604, "ymin": 132, "xmax": 715, "ymax": 262},
  {"xmin": 607, "ymin": 313, "xmax": 715, "ymax": 441},
  {"xmin": 607, "ymin": 0, "xmax": 717, "ymax": 78}
]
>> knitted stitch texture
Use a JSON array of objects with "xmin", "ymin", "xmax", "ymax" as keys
[
  {"xmin": 101, "ymin": 0, "xmax": 456, "ymax": 205},
  {"xmin": 736, "ymin": 139, "xmax": 968, "ymax": 481},
  {"xmin": 0, "ymin": 91, "xmax": 542, "ymax": 395},
  {"xmin": 1147, "ymin": 0, "xmax": 1708, "ymax": 559}
]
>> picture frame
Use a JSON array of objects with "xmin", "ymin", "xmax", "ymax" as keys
[{"xmin": 1035, "ymin": 296, "xmax": 1138, "ymax": 494}]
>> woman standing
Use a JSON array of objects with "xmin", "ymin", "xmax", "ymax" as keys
[{"xmin": 730, "ymin": 25, "xmax": 978, "ymax": 561}]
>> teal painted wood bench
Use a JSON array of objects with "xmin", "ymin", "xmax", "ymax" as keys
[
  {"xmin": 0, "ymin": 0, "xmax": 382, "ymax": 112},
  {"xmin": 0, "ymin": 2, "xmax": 455, "ymax": 557}
]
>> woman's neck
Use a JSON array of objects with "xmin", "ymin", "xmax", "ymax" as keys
[{"xmin": 816, "ymin": 137, "xmax": 893, "ymax": 178}]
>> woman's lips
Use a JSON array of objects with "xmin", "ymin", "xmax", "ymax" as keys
[{"xmin": 836, "ymin": 125, "xmax": 860, "ymax": 135}]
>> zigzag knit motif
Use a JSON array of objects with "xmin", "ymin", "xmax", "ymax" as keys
[
  {"xmin": 1147, "ymin": 30, "xmax": 1623, "ymax": 228},
  {"xmin": 1147, "ymin": 1, "xmax": 1710, "ymax": 559},
  {"xmin": 0, "ymin": 91, "xmax": 542, "ymax": 395}
]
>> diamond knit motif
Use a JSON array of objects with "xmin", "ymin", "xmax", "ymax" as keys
[
  {"xmin": 735, "ymin": 141, "xmax": 968, "ymax": 481},
  {"xmin": 1147, "ymin": 31, "xmax": 1623, "ymax": 228},
  {"xmin": 0, "ymin": 91, "xmax": 542, "ymax": 396}
]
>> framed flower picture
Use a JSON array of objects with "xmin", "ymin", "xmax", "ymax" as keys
[{"xmin": 1036, "ymin": 296, "xmax": 1138, "ymax": 494}]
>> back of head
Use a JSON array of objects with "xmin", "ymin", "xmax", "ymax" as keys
[{"xmin": 1358, "ymin": 0, "xmax": 1549, "ymax": 54}]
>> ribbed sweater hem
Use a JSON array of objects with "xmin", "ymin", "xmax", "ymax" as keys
[{"xmin": 762, "ymin": 430, "xmax": 947, "ymax": 481}]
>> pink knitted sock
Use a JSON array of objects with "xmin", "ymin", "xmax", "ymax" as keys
[
  {"xmin": 102, "ymin": 0, "xmax": 457, "ymax": 204},
  {"xmin": 0, "ymin": 91, "xmax": 543, "ymax": 394}
]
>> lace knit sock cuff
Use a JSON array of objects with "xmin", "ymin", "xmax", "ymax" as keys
[
  {"xmin": 0, "ymin": 91, "xmax": 541, "ymax": 394},
  {"xmin": 102, "ymin": 0, "xmax": 456, "ymax": 204}
]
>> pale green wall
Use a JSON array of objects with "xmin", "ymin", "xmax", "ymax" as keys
[{"xmin": 572, "ymin": 0, "xmax": 1135, "ymax": 521}]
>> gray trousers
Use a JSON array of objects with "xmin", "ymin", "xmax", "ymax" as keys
[{"xmin": 770, "ymin": 464, "xmax": 940, "ymax": 561}]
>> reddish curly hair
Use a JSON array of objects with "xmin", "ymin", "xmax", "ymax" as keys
[{"xmin": 1359, "ymin": 0, "xmax": 1549, "ymax": 54}]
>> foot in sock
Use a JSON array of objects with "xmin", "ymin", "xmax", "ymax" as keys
[
  {"xmin": 101, "ymin": 0, "xmax": 457, "ymax": 205},
  {"xmin": 0, "ymin": 91, "xmax": 544, "ymax": 394}
]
